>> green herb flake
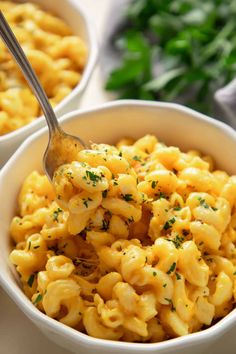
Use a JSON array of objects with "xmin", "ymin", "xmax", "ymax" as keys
[
  {"xmin": 127, "ymin": 216, "xmax": 134, "ymax": 223},
  {"xmin": 27, "ymin": 274, "xmax": 35, "ymax": 287},
  {"xmin": 34, "ymin": 293, "xmax": 43, "ymax": 305},
  {"xmin": 198, "ymin": 197, "xmax": 210, "ymax": 209},
  {"xmin": 122, "ymin": 193, "xmax": 133, "ymax": 202},
  {"xmin": 167, "ymin": 234, "xmax": 184, "ymax": 249},
  {"xmin": 163, "ymin": 217, "xmax": 176, "ymax": 231},
  {"xmin": 167, "ymin": 262, "xmax": 176, "ymax": 274},
  {"xmin": 52, "ymin": 208, "xmax": 63, "ymax": 222},
  {"xmin": 173, "ymin": 206, "xmax": 181, "ymax": 211},
  {"xmin": 164, "ymin": 298, "xmax": 176, "ymax": 312},
  {"xmin": 151, "ymin": 180, "xmax": 158, "ymax": 189},
  {"xmin": 86, "ymin": 170, "xmax": 102, "ymax": 184},
  {"xmin": 153, "ymin": 271, "xmax": 157, "ymax": 276},
  {"xmin": 163, "ymin": 283, "xmax": 167, "ymax": 288},
  {"xmin": 28, "ymin": 241, "xmax": 31, "ymax": 251},
  {"xmin": 102, "ymin": 190, "xmax": 108, "ymax": 198},
  {"xmin": 101, "ymin": 219, "xmax": 110, "ymax": 231},
  {"xmin": 133, "ymin": 155, "xmax": 142, "ymax": 162},
  {"xmin": 175, "ymin": 272, "xmax": 181, "ymax": 280}
]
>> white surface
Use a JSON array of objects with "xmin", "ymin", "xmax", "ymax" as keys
[
  {"xmin": 0, "ymin": 1, "xmax": 235, "ymax": 354},
  {"xmin": 1, "ymin": 101, "xmax": 236, "ymax": 354}
]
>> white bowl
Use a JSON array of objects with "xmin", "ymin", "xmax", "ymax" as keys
[
  {"xmin": 0, "ymin": 0, "xmax": 98, "ymax": 167},
  {"xmin": 1, "ymin": 100, "xmax": 236, "ymax": 354}
]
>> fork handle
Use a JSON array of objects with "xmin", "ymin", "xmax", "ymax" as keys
[{"xmin": 0, "ymin": 11, "xmax": 60, "ymax": 135}]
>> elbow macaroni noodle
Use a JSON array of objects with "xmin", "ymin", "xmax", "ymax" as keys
[
  {"xmin": 0, "ymin": 1, "xmax": 87, "ymax": 136},
  {"xmin": 9, "ymin": 135, "xmax": 236, "ymax": 342}
]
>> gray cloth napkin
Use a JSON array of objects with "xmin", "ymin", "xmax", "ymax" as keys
[{"xmin": 101, "ymin": 1, "xmax": 236, "ymax": 129}]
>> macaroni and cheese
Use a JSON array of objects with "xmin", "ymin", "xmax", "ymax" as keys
[
  {"xmin": 0, "ymin": 1, "xmax": 87, "ymax": 136},
  {"xmin": 9, "ymin": 135, "xmax": 236, "ymax": 342}
]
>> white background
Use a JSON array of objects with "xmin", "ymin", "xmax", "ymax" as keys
[{"xmin": 0, "ymin": 1, "xmax": 235, "ymax": 353}]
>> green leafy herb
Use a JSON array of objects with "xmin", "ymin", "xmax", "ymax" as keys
[
  {"xmin": 133, "ymin": 155, "xmax": 142, "ymax": 162},
  {"xmin": 101, "ymin": 219, "xmax": 110, "ymax": 231},
  {"xmin": 164, "ymin": 298, "xmax": 176, "ymax": 312},
  {"xmin": 122, "ymin": 194, "xmax": 134, "ymax": 201},
  {"xmin": 153, "ymin": 271, "xmax": 157, "ymax": 276},
  {"xmin": 163, "ymin": 217, "xmax": 176, "ymax": 230},
  {"xmin": 198, "ymin": 197, "xmax": 210, "ymax": 209},
  {"xmin": 175, "ymin": 272, "xmax": 181, "ymax": 280},
  {"xmin": 173, "ymin": 205, "xmax": 181, "ymax": 211},
  {"xmin": 167, "ymin": 262, "xmax": 176, "ymax": 274},
  {"xmin": 83, "ymin": 198, "xmax": 92, "ymax": 208},
  {"xmin": 102, "ymin": 190, "xmax": 108, "ymax": 198},
  {"xmin": 156, "ymin": 192, "xmax": 166, "ymax": 199},
  {"xmin": 167, "ymin": 234, "xmax": 184, "ymax": 249},
  {"xmin": 34, "ymin": 293, "xmax": 43, "ymax": 305},
  {"xmin": 151, "ymin": 180, "xmax": 158, "ymax": 189},
  {"xmin": 128, "ymin": 216, "xmax": 135, "ymax": 223},
  {"xmin": 86, "ymin": 170, "xmax": 102, "ymax": 184},
  {"xmin": 27, "ymin": 274, "xmax": 35, "ymax": 287},
  {"xmin": 52, "ymin": 208, "xmax": 63, "ymax": 222},
  {"xmin": 105, "ymin": 0, "xmax": 236, "ymax": 116}
]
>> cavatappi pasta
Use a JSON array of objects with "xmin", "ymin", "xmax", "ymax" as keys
[
  {"xmin": 9, "ymin": 135, "xmax": 236, "ymax": 342},
  {"xmin": 0, "ymin": 1, "xmax": 87, "ymax": 136}
]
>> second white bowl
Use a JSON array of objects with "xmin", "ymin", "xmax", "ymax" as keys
[{"xmin": 0, "ymin": 0, "xmax": 98, "ymax": 167}]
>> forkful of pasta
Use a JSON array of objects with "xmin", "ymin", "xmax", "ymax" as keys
[{"xmin": 0, "ymin": 11, "xmax": 86, "ymax": 182}]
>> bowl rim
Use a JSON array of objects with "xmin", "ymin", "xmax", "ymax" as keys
[
  {"xmin": 1, "ymin": 99, "xmax": 236, "ymax": 351},
  {"xmin": 0, "ymin": 0, "xmax": 98, "ymax": 143}
]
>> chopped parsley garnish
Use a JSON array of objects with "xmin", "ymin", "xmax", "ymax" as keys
[
  {"xmin": 101, "ymin": 219, "xmax": 110, "ymax": 231},
  {"xmin": 164, "ymin": 298, "xmax": 176, "ymax": 312},
  {"xmin": 66, "ymin": 171, "xmax": 73, "ymax": 179},
  {"xmin": 27, "ymin": 274, "xmax": 35, "ymax": 287},
  {"xmin": 163, "ymin": 283, "xmax": 167, "ymax": 288},
  {"xmin": 173, "ymin": 205, "xmax": 181, "ymax": 211},
  {"xmin": 151, "ymin": 180, "xmax": 158, "ymax": 189},
  {"xmin": 83, "ymin": 198, "xmax": 92, "ymax": 208},
  {"xmin": 167, "ymin": 262, "xmax": 176, "ymax": 274},
  {"xmin": 133, "ymin": 155, "xmax": 142, "ymax": 162},
  {"xmin": 175, "ymin": 272, "xmax": 181, "ymax": 280},
  {"xmin": 153, "ymin": 271, "xmax": 157, "ymax": 276},
  {"xmin": 113, "ymin": 180, "xmax": 118, "ymax": 186},
  {"xmin": 34, "ymin": 293, "xmax": 43, "ymax": 305},
  {"xmin": 198, "ymin": 197, "xmax": 210, "ymax": 209},
  {"xmin": 52, "ymin": 208, "xmax": 63, "ymax": 222},
  {"xmin": 119, "ymin": 151, "xmax": 123, "ymax": 157},
  {"xmin": 233, "ymin": 271, "xmax": 236, "ymax": 275},
  {"xmin": 156, "ymin": 192, "xmax": 166, "ymax": 199},
  {"xmin": 212, "ymin": 206, "xmax": 218, "ymax": 211},
  {"xmin": 163, "ymin": 217, "xmax": 176, "ymax": 230},
  {"xmin": 102, "ymin": 190, "xmax": 108, "ymax": 198},
  {"xmin": 122, "ymin": 194, "xmax": 133, "ymax": 201},
  {"xmin": 86, "ymin": 170, "xmax": 102, "ymax": 184},
  {"xmin": 167, "ymin": 234, "xmax": 184, "ymax": 249},
  {"xmin": 33, "ymin": 245, "xmax": 40, "ymax": 249}
]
